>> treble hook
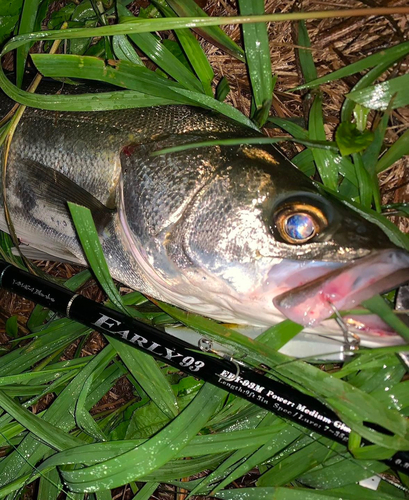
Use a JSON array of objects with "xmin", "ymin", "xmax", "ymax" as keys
[{"xmin": 329, "ymin": 302, "xmax": 360, "ymax": 359}]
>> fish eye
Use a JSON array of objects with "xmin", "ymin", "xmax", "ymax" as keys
[{"xmin": 273, "ymin": 202, "xmax": 328, "ymax": 244}]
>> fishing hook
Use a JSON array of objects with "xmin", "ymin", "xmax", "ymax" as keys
[{"xmin": 329, "ymin": 302, "xmax": 360, "ymax": 360}]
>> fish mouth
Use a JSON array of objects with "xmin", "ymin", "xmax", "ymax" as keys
[{"xmin": 273, "ymin": 249, "xmax": 409, "ymax": 327}]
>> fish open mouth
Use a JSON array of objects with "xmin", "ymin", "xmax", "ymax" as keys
[{"xmin": 273, "ymin": 249, "xmax": 409, "ymax": 327}]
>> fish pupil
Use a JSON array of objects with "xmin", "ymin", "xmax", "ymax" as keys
[{"xmin": 284, "ymin": 213, "xmax": 315, "ymax": 241}]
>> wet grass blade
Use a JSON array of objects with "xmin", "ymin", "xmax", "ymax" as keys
[
  {"xmin": 29, "ymin": 54, "xmax": 255, "ymax": 128},
  {"xmin": 298, "ymin": 455, "xmax": 388, "ymax": 489},
  {"xmin": 133, "ymin": 482, "xmax": 160, "ymax": 500},
  {"xmin": 3, "ymin": 10, "xmax": 409, "ymax": 58},
  {"xmin": 151, "ymin": 0, "xmax": 214, "ymax": 96},
  {"xmin": 341, "ymin": 60, "xmax": 394, "ymax": 122},
  {"xmin": 257, "ymin": 438, "xmax": 346, "ymax": 487},
  {"xmin": 256, "ymin": 320, "xmax": 304, "ymax": 351},
  {"xmin": 0, "ymin": 390, "xmax": 82, "ymax": 451},
  {"xmin": 362, "ymin": 111, "xmax": 390, "ymax": 211},
  {"xmin": 308, "ymin": 96, "xmax": 339, "ymax": 190},
  {"xmin": 117, "ymin": 4, "xmax": 204, "ymax": 93},
  {"xmin": 68, "ymin": 203, "xmax": 126, "ymax": 314},
  {"xmin": 15, "ymin": 0, "xmax": 42, "ymax": 88},
  {"xmin": 27, "ymin": 54, "xmax": 193, "ymax": 106},
  {"xmin": 292, "ymin": 149, "xmax": 315, "ymax": 176},
  {"xmin": 238, "ymin": 0, "xmax": 273, "ymax": 127},
  {"xmin": 297, "ymin": 21, "xmax": 317, "ymax": 83},
  {"xmin": 297, "ymin": 22, "xmax": 338, "ymax": 190},
  {"xmin": 216, "ymin": 76, "xmax": 230, "ymax": 101},
  {"xmin": 112, "ymin": 34, "xmax": 144, "ymax": 65},
  {"xmin": 268, "ymin": 117, "xmax": 309, "ymax": 139},
  {"xmin": 210, "ymin": 423, "xmax": 303, "ymax": 494},
  {"xmin": 108, "ymin": 336, "xmax": 179, "ymax": 419},
  {"xmin": 0, "ymin": 1, "xmax": 23, "ymax": 45},
  {"xmin": 376, "ymin": 129, "xmax": 409, "ymax": 173},
  {"xmin": 347, "ymin": 74, "xmax": 409, "ymax": 110},
  {"xmin": 351, "ymin": 153, "xmax": 373, "ymax": 208},
  {"xmin": 60, "ymin": 384, "xmax": 226, "ymax": 492},
  {"xmin": 165, "ymin": 0, "xmax": 245, "ymax": 61},
  {"xmin": 39, "ymin": 422, "xmax": 301, "ymax": 467},
  {"xmin": 152, "ymin": 137, "xmax": 337, "ymax": 157}
]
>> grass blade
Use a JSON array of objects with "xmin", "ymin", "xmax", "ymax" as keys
[
  {"xmin": 351, "ymin": 153, "xmax": 373, "ymax": 208},
  {"xmin": 293, "ymin": 40, "xmax": 409, "ymax": 91},
  {"xmin": 341, "ymin": 60, "xmax": 394, "ymax": 122},
  {"xmin": 111, "ymin": 34, "xmax": 144, "ymax": 65},
  {"xmin": 151, "ymin": 0, "xmax": 214, "ymax": 96},
  {"xmin": 238, "ymin": 0, "xmax": 274, "ymax": 126},
  {"xmin": 30, "ymin": 54, "xmax": 255, "ymax": 128},
  {"xmin": 61, "ymin": 384, "xmax": 226, "ymax": 492},
  {"xmin": 376, "ymin": 129, "xmax": 409, "ymax": 173},
  {"xmin": 361, "ymin": 111, "xmax": 390, "ymax": 211},
  {"xmin": 268, "ymin": 117, "xmax": 309, "ymax": 139},
  {"xmin": 166, "ymin": 0, "xmax": 245, "ymax": 61},
  {"xmin": 297, "ymin": 20, "xmax": 317, "ymax": 83},
  {"xmin": 308, "ymin": 96, "xmax": 339, "ymax": 190},
  {"xmin": 0, "ymin": 390, "xmax": 82, "ymax": 451},
  {"xmin": 3, "ymin": 11, "xmax": 409, "ymax": 58},
  {"xmin": 117, "ymin": 4, "xmax": 204, "ymax": 93},
  {"xmin": 16, "ymin": 0, "xmax": 42, "ymax": 87},
  {"xmin": 347, "ymin": 74, "xmax": 409, "ymax": 110},
  {"xmin": 152, "ymin": 136, "xmax": 337, "ymax": 157},
  {"xmin": 108, "ymin": 336, "xmax": 179, "ymax": 419},
  {"xmin": 68, "ymin": 203, "xmax": 126, "ymax": 314},
  {"xmin": 297, "ymin": 21, "xmax": 338, "ymax": 190}
]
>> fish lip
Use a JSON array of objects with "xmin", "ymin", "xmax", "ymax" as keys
[{"xmin": 273, "ymin": 248, "xmax": 409, "ymax": 327}]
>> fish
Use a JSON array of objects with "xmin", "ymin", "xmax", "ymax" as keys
[{"xmin": 1, "ymin": 80, "xmax": 409, "ymax": 349}]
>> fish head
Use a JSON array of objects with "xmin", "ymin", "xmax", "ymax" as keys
[{"xmin": 119, "ymin": 142, "xmax": 409, "ymax": 338}]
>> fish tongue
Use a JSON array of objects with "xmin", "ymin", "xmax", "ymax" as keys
[{"xmin": 273, "ymin": 249, "xmax": 409, "ymax": 327}]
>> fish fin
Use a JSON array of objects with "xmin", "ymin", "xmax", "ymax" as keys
[
  {"xmin": 2, "ymin": 158, "xmax": 114, "ymax": 264},
  {"xmin": 16, "ymin": 158, "xmax": 114, "ymax": 231},
  {"xmin": 11, "ymin": 244, "xmax": 84, "ymax": 264}
]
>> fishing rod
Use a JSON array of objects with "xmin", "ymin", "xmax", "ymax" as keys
[{"xmin": 0, "ymin": 260, "xmax": 408, "ymax": 476}]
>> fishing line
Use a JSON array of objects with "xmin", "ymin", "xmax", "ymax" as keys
[
  {"xmin": 1, "ymin": 260, "xmax": 409, "ymax": 480},
  {"xmin": 329, "ymin": 302, "xmax": 361, "ymax": 353}
]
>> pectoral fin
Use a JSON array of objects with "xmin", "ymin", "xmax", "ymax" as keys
[{"xmin": 2, "ymin": 157, "xmax": 114, "ymax": 263}]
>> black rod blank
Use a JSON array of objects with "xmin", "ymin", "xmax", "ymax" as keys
[{"xmin": 0, "ymin": 260, "xmax": 408, "ymax": 475}]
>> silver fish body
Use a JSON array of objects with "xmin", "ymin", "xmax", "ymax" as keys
[{"xmin": 1, "ymin": 82, "xmax": 408, "ymax": 345}]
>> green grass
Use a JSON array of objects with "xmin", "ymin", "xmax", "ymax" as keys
[{"xmin": 0, "ymin": 1, "xmax": 409, "ymax": 499}]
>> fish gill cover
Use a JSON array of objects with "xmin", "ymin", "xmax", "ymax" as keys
[{"xmin": 0, "ymin": 1, "xmax": 408, "ymax": 499}]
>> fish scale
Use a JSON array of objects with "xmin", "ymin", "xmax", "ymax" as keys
[{"xmin": 2, "ymin": 87, "xmax": 245, "ymax": 208}]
